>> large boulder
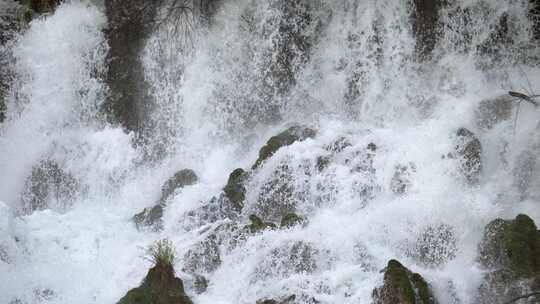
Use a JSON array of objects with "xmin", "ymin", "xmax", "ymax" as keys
[
  {"xmin": 117, "ymin": 257, "xmax": 192, "ymax": 304},
  {"xmin": 454, "ymin": 128, "xmax": 482, "ymax": 184},
  {"xmin": 373, "ymin": 260, "xmax": 438, "ymax": 304},
  {"xmin": 20, "ymin": 160, "xmax": 78, "ymax": 215},
  {"xmin": 476, "ymin": 214, "xmax": 540, "ymax": 304},
  {"xmin": 252, "ymin": 126, "xmax": 316, "ymax": 169},
  {"xmin": 133, "ymin": 169, "xmax": 198, "ymax": 231}
]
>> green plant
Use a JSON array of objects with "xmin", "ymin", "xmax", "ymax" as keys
[{"xmin": 146, "ymin": 239, "xmax": 176, "ymax": 267}]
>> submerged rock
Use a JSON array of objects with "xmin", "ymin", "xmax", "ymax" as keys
[
  {"xmin": 475, "ymin": 95, "xmax": 514, "ymax": 130},
  {"xmin": 254, "ymin": 241, "xmax": 319, "ymax": 281},
  {"xmin": 476, "ymin": 214, "xmax": 540, "ymax": 303},
  {"xmin": 246, "ymin": 214, "xmax": 276, "ymax": 233},
  {"xmin": 20, "ymin": 160, "xmax": 78, "ymax": 215},
  {"xmin": 253, "ymin": 126, "xmax": 316, "ymax": 169},
  {"xmin": 413, "ymin": 224, "xmax": 457, "ymax": 268},
  {"xmin": 373, "ymin": 259, "xmax": 438, "ymax": 304},
  {"xmin": 391, "ymin": 163, "xmax": 416, "ymax": 195},
  {"xmin": 133, "ymin": 169, "xmax": 198, "ymax": 231},
  {"xmin": 454, "ymin": 128, "xmax": 482, "ymax": 184},
  {"xmin": 256, "ymin": 295, "xmax": 296, "ymax": 304},
  {"xmin": 280, "ymin": 213, "xmax": 304, "ymax": 229},
  {"xmin": 117, "ymin": 261, "xmax": 192, "ymax": 304}
]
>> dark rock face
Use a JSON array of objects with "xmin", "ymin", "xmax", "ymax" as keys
[
  {"xmin": 373, "ymin": 260, "xmax": 438, "ymax": 304},
  {"xmin": 253, "ymin": 126, "xmax": 316, "ymax": 169},
  {"xmin": 117, "ymin": 263, "xmax": 193, "ymax": 304},
  {"xmin": 411, "ymin": 0, "xmax": 444, "ymax": 60},
  {"xmin": 133, "ymin": 169, "xmax": 198, "ymax": 231},
  {"xmin": 102, "ymin": 0, "xmax": 157, "ymax": 136},
  {"xmin": 476, "ymin": 214, "xmax": 540, "ymax": 304},
  {"xmin": 223, "ymin": 168, "xmax": 247, "ymax": 212},
  {"xmin": 455, "ymin": 128, "xmax": 482, "ymax": 184},
  {"xmin": 26, "ymin": 0, "xmax": 60, "ymax": 14},
  {"xmin": 20, "ymin": 160, "xmax": 78, "ymax": 215}
]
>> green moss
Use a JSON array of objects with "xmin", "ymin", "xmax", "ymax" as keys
[
  {"xmin": 252, "ymin": 126, "xmax": 316, "ymax": 169},
  {"xmin": 385, "ymin": 260, "xmax": 416, "ymax": 304},
  {"xmin": 246, "ymin": 214, "xmax": 276, "ymax": 233},
  {"xmin": 480, "ymin": 214, "xmax": 540, "ymax": 278},
  {"xmin": 280, "ymin": 213, "xmax": 304, "ymax": 228},
  {"xmin": 223, "ymin": 168, "xmax": 247, "ymax": 211}
]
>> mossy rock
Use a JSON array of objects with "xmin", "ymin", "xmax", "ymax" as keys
[
  {"xmin": 18, "ymin": 0, "xmax": 60, "ymax": 14},
  {"xmin": 246, "ymin": 214, "xmax": 276, "ymax": 234},
  {"xmin": 455, "ymin": 128, "xmax": 482, "ymax": 184},
  {"xmin": 252, "ymin": 126, "xmax": 316, "ymax": 169},
  {"xmin": 160, "ymin": 169, "xmax": 198, "ymax": 203},
  {"xmin": 373, "ymin": 259, "xmax": 438, "ymax": 304},
  {"xmin": 280, "ymin": 213, "xmax": 304, "ymax": 229},
  {"xmin": 223, "ymin": 168, "xmax": 247, "ymax": 212},
  {"xmin": 479, "ymin": 214, "xmax": 540, "ymax": 277},
  {"xmin": 117, "ymin": 262, "xmax": 192, "ymax": 304}
]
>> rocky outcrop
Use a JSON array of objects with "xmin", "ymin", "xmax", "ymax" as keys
[
  {"xmin": 253, "ymin": 126, "xmax": 316, "ymax": 169},
  {"xmin": 134, "ymin": 169, "xmax": 198, "ymax": 231},
  {"xmin": 102, "ymin": 0, "xmax": 158, "ymax": 136},
  {"xmin": 223, "ymin": 168, "xmax": 247, "ymax": 212},
  {"xmin": 476, "ymin": 214, "xmax": 540, "ymax": 304},
  {"xmin": 117, "ymin": 260, "xmax": 193, "ymax": 304},
  {"xmin": 454, "ymin": 128, "xmax": 482, "ymax": 184},
  {"xmin": 20, "ymin": 160, "xmax": 78, "ymax": 215},
  {"xmin": 411, "ymin": 0, "xmax": 444, "ymax": 60},
  {"xmin": 373, "ymin": 259, "xmax": 438, "ymax": 304}
]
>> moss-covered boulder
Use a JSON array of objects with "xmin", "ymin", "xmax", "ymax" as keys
[
  {"xmin": 476, "ymin": 214, "xmax": 540, "ymax": 303},
  {"xmin": 117, "ymin": 260, "xmax": 192, "ymax": 304},
  {"xmin": 20, "ymin": 160, "xmax": 78, "ymax": 215},
  {"xmin": 246, "ymin": 214, "xmax": 276, "ymax": 234},
  {"xmin": 373, "ymin": 260, "xmax": 438, "ymax": 304},
  {"xmin": 223, "ymin": 168, "xmax": 247, "ymax": 212},
  {"xmin": 252, "ymin": 126, "xmax": 316, "ymax": 169},
  {"xmin": 133, "ymin": 169, "xmax": 197, "ymax": 231},
  {"xmin": 280, "ymin": 213, "xmax": 304, "ymax": 229},
  {"xmin": 455, "ymin": 128, "xmax": 482, "ymax": 184}
]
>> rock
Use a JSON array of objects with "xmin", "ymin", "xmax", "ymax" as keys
[
  {"xmin": 280, "ymin": 213, "xmax": 304, "ymax": 229},
  {"xmin": 133, "ymin": 169, "xmax": 197, "ymax": 231},
  {"xmin": 532, "ymin": 0, "xmax": 540, "ymax": 41},
  {"xmin": 193, "ymin": 275, "xmax": 208, "ymax": 294},
  {"xmin": 102, "ymin": 0, "xmax": 157, "ymax": 136},
  {"xmin": 25, "ymin": 0, "xmax": 60, "ymax": 14},
  {"xmin": 160, "ymin": 169, "xmax": 198, "ymax": 204},
  {"xmin": 476, "ymin": 214, "xmax": 540, "ymax": 304},
  {"xmin": 253, "ymin": 126, "xmax": 316, "ymax": 169},
  {"xmin": 373, "ymin": 259, "xmax": 438, "ymax": 304},
  {"xmin": 454, "ymin": 128, "xmax": 482, "ymax": 184},
  {"xmin": 413, "ymin": 224, "xmax": 457, "ymax": 267},
  {"xmin": 254, "ymin": 241, "xmax": 318, "ymax": 281},
  {"xmin": 183, "ymin": 194, "xmax": 243, "ymax": 230},
  {"xmin": 246, "ymin": 214, "xmax": 276, "ymax": 234},
  {"xmin": 475, "ymin": 95, "xmax": 514, "ymax": 130},
  {"xmin": 117, "ymin": 261, "xmax": 193, "ymax": 304},
  {"xmin": 133, "ymin": 204, "xmax": 163, "ymax": 231},
  {"xmin": 411, "ymin": 0, "xmax": 444, "ymax": 60},
  {"xmin": 223, "ymin": 168, "xmax": 247, "ymax": 212},
  {"xmin": 391, "ymin": 163, "xmax": 416, "ymax": 195},
  {"xmin": 20, "ymin": 160, "xmax": 78, "ymax": 215},
  {"xmin": 256, "ymin": 295, "xmax": 296, "ymax": 304}
]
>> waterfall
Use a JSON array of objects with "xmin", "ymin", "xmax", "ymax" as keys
[{"xmin": 1, "ymin": 0, "xmax": 540, "ymax": 303}]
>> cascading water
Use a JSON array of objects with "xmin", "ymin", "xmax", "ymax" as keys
[{"xmin": 1, "ymin": 0, "xmax": 540, "ymax": 303}]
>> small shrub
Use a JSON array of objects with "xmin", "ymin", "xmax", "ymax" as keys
[{"xmin": 146, "ymin": 239, "xmax": 176, "ymax": 267}]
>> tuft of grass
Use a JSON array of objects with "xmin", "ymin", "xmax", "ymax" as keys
[{"xmin": 146, "ymin": 239, "xmax": 176, "ymax": 267}]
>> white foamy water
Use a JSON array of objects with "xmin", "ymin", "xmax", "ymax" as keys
[{"xmin": 1, "ymin": 0, "xmax": 540, "ymax": 303}]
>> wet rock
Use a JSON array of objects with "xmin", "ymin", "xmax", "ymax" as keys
[
  {"xmin": 256, "ymin": 295, "xmax": 296, "ymax": 304},
  {"xmin": 253, "ymin": 126, "xmax": 316, "ymax": 169},
  {"xmin": 373, "ymin": 259, "xmax": 438, "ymax": 304},
  {"xmin": 117, "ymin": 261, "xmax": 193, "ymax": 304},
  {"xmin": 102, "ymin": 0, "xmax": 158, "ymax": 135},
  {"xmin": 531, "ymin": 0, "xmax": 540, "ymax": 41},
  {"xmin": 20, "ymin": 160, "xmax": 78, "ymax": 215},
  {"xmin": 413, "ymin": 224, "xmax": 457, "ymax": 267},
  {"xmin": 513, "ymin": 150, "xmax": 536, "ymax": 201},
  {"xmin": 24, "ymin": 0, "xmax": 60, "ymax": 14},
  {"xmin": 254, "ymin": 241, "xmax": 319, "ymax": 281},
  {"xmin": 455, "ymin": 128, "xmax": 482, "ymax": 184},
  {"xmin": 280, "ymin": 213, "xmax": 304, "ymax": 229},
  {"xmin": 183, "ymin": 194, "xmax": 243, "ymax": 229},
  {"xmin": 133, "ymin": 169, "xmax": 197, "ymax": 231},
  {"xmin": 391, "ymin": 163, "xmax": 416, "ymax": 195},
  {"xmin": 246, "ymin": 214, "xmax": 276, "ymax": 233},
  {"xmin": 255, "ymin": 163, "xmax": 298, "ymax": 222},
  {"xmin": 411, "ymin": 0, "xmax": 444, "ymax": 60},
  {"xmin": 476, "ymin": 214, "xmax": 540, "ymax": 304},
  {"xmin": 223, "ymin": 168, "xmax": 247, "ymax": 212},
  {"xmin": 193, "ymin": 275, "xmax": 208, "ymax": 294},
  {"xmin": 160, "ymin": 169, "xmax": 198, "ymax": 203},
  {"xmin": 475, "ymin": 95, "xmax": 514, "ymax": 130}
]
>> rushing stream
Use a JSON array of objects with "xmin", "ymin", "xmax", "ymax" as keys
[{"xmin": 1, "ymin": 0, "xmax": 540, "ymax": 303}]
